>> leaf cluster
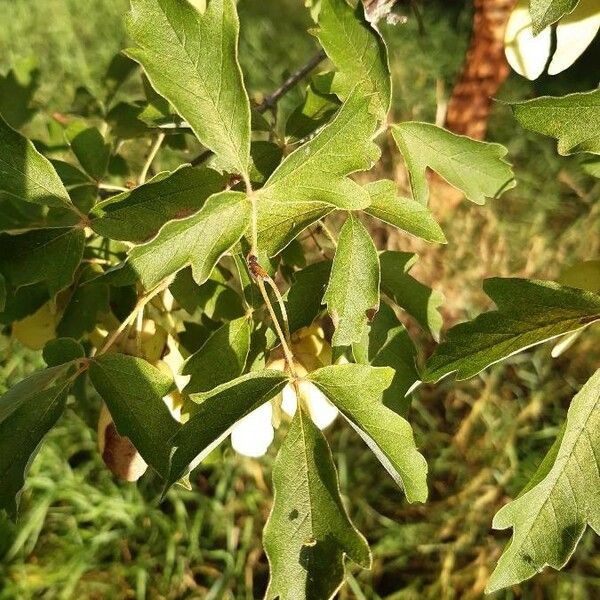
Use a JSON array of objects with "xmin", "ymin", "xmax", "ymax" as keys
[{"xmin": 1, "ymin": 0, "xmax": 598, "ymax": 597}]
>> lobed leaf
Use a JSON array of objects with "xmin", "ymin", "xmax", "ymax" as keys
[
  {"xmin": 128, "ymin": 190, "xmax": 250, "ymax": 290},
  {"xmin": 364, "ymin": 179, "xmax": 446, "ymax": 243},
  {"xmin": 309, "ymin": 363, "xmax": 428, "ymax": 502},
  {"xmin": 0, "ymin": 115, "xmax": 73, "ymax": 209},
  {"xmin": 316, "ymin": 0, "xmax": 391, "ymax": 118},
  {"xmin": 91, "ymin": 165, "xmax": 225, "ymax": 243},
  {"xmin": 423, "ymin": 278, "xmax": 600, "ymax": 382},
  {"xmin": 168, "ymin": 371, "xmax": 289, "ymax": 486},
  {"xmin": 391, "ymin": 122, "xmax": 515, "ymax": 205},
  {"xmin": 323, "ymin": 216, "xmax": 380, "ymax": 347},
  {"xmin": 507, "ymin": 89, "xmax": 600, "ymax": 155},
  {"xmin": 264, "ymin": 408, "xmax": 371, "ymax": 600},
  {"xmin": 487, "ymin": 369, "xmax": 600, "ymax": 592},
  {"xmin": 257, "ymin": 89, "xmax": 380, "ymax": 255},
  {"xmin": 0, "ymin": 367, "xmax": 71, "ymax": 518},
  {"xmin": 126, "ymin": 0, "xmax": 251, "ymax": 175}
]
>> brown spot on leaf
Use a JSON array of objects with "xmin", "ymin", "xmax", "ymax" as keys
[
  {"xmin": 366, "ymin": 306, "xmax": 379, "ymax": 322},
  {"xmin": 173, "ymin": 207, "xmax": 196, "ymax": 220}
]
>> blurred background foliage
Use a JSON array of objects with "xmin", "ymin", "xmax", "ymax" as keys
[{"xmin": 1, "ymin": 0, "xmax": 599, "ymax": 598}]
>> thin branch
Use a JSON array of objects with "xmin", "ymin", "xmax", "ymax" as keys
[
  {"xmin": 263, "ymin": 276, "xmax": 292, "ymax": 348},
  {"xmin": 190, "ymin": 148, "xmax": 213, "ymax": 167},
  {"xmin": 139, "ymin": 132, "xmax": 165, "ymax": 185},
  {"xmin": 96, "ymin": 278, "xmax": 173, "ymax": 356},
  {"xmin": 254, "ymin": 49, "xmax": 327, "ymax": 113},
  {"xmin": 98, "ymin": 183, "xmax": 130, "ymax": 193},
  {"xmin": 96, "ymin": 307, "xmax": 138, "ymax": 357},
  {"xmin": 256, "ymin": 278, "xmax": 296, "ymax": 376},
  {"xmin": 135, "ymin": 304, "xmax": 145, "ymax": 356},
  {"xmin": 190, "ymin": 49, "xmax": 327, "ymax": 168},
  {"xmin": 243, "ymin": 174, "xmax": 258, "ymax": 256},
  {"xmin": 246, "ymin": 250, "xmax": 296, "ymax": 375}
]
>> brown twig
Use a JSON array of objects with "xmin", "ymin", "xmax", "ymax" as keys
[
  {"xmin": 190, "ymin": 49, "xmax": 327, "ymax": 167},
  {"xmin": 254, "ymin": 49, "xmax": 327, "ymax": 113}
]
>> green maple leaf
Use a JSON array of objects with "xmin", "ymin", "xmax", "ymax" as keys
[
  {"xmin": 364, "ymin": 179, "xmax": 446, "ymax": 243},
  {"xmin": 380, "ymin": 250, "xmax": 444, "ymax": 341},
  {"xmin": 309, "ymin": 364, "xmax": 428, "ymax": 502},
  {"xmin": 0, "ymin": 115, "xmax": 73, "ymax": 210},
  {"xmin": 529, "ymin": 0, "xmax": 580, "ymax": 35},
  {"xmin": 323, "ymin": 215, "xmax": 380, "ymax": 347},
  {"xmin": 316, "ymin": 0, "xmax": 391, "ymax": 118},
  {"xmin": 0, "ymin": 367, "xmax": 71, "ymax": 518},
  {"xmin": 182, "ymin": 316, "xmax": 251, "ymax": 394},
  {"xmin": 0, "ymin": 228, "xmax": 85, "ymax": 298},
  {"xmin": 128, "ymin": 190, "xmax": 250, "ymax": 290},
  {"xmin": 91, "ymin": 165, "xmax": 225, "ymax": 243},
  {"xmin": 67, "ymin": 125, "xmax": 111, "ymax": 181},
  {"xmin": 257, "ymin": 89, "xmax": 380, "ymax": 255},
  {"xmin": 126, "ymin": 0, "xmax": 251, "ymax": 175},
  {"xmin": 366, "ymin": 303, "xmax": 420, "ymax": 416},
  {"xmin": 264, "ymin": 408, "xmax": 371, "ymax": 600},
  {"xmin": 508, "ymin": 89, "xmax": 600, "ymax": 155},
  {"xmin": 487, "ymin": 369, "xmax": 600, "ymax": 592},
  {"xmin": 391, "ymin": 122, "xmax": 515, "ymax": 205},
  {"xmin": 168, "ymin": 371, "xmax": 289, "ymax": 486},
  {"xmin": 423, "ymin": 278, "xmax": 600, "ymax": 382},
  {"xmin": 89, "ymin": 353, "xmax": 181, "ymax": 479}
]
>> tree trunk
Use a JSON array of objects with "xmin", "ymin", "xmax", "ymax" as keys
[{"xmin": 445, "ymin": 0, "xmax": 517, "ymax": 140}]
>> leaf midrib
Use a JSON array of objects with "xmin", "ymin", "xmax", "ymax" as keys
[
  {"xmin": 505, "ymin": 385, "xmax": 599, "ymax": 565},
  {"xmin": 136, "ymin": 1, "xmax": 246, "ymax": 174},
  {"xmin": 429, "ymin": 313, "xmax": 600, "ymax": 378}
]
